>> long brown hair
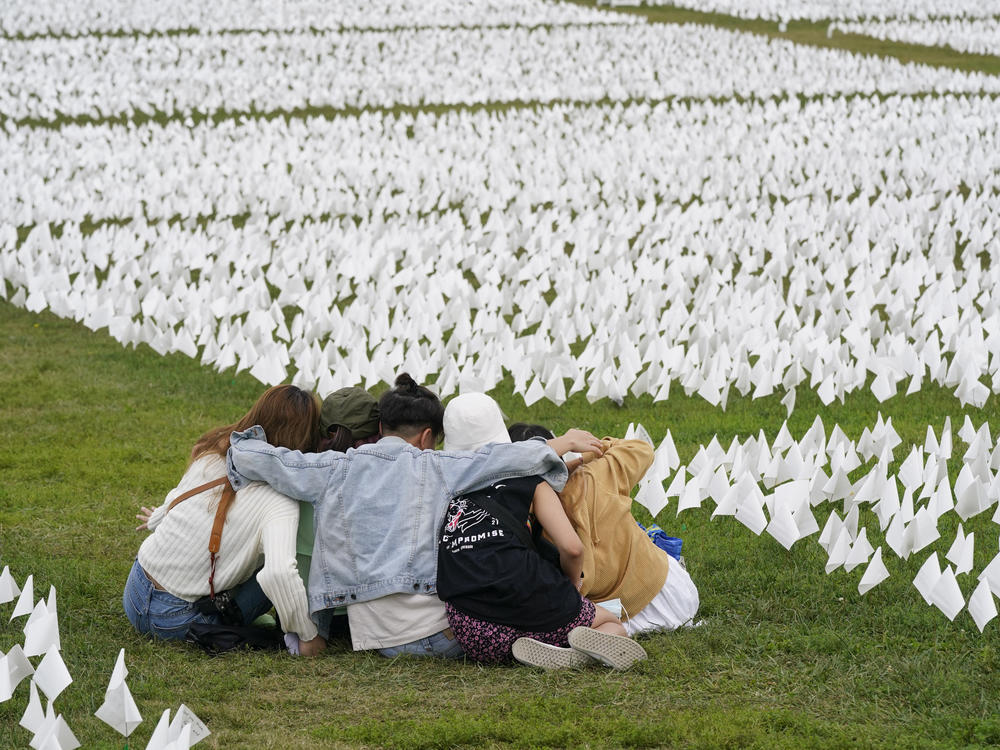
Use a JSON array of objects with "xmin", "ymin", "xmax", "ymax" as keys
[
  {"xmin": 191, "ymin": 384, "xmax": 321, "ymax": 462},
  {"xmin": 177, "ymin": 385, "xmax": 319, "ymax": 598}
]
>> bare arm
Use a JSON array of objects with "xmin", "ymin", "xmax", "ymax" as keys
[
  {"xmin": 531, "ymin": 482, "xmax": 583, "ymax": 589},
  {"xmin": 547, "ymin": 429, "xmax": 604, "ymax": 459}
]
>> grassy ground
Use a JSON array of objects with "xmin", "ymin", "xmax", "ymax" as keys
[
  {"xmin": 2, "ymin": 301, "xmax": 999, "ymax": 750},
  {"xmin": 5, "ymin": 5, "xmax": 1000, "ymax": 748}
]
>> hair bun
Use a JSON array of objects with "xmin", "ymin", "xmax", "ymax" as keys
[
  {"xmin": 379, "ymin": 373, "xmax": 444, "ymax": 439},
  {"xmin": 394, "ymin": 372, "xmax": 418, "ymax": 392}
]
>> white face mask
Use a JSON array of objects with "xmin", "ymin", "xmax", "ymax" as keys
[{"xmin": 563, "ymin": 451, "xmax": 582, "ymax": 465}]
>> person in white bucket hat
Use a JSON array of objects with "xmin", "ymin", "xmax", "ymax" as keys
[
  {"xmin": 436, "ymin": 392, "xmax": 647, "ymax": 670},
  {"xmin": 442, "ymin": 392, "xmax": 512, "ymax": 452}
]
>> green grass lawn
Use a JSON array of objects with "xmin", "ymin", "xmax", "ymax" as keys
[
  {"xmin": 5, "ymin": 4, "xmax": 1000, "ymax": 748},
  {"xmin": 3, "ymin": 300, "xmax": 999, "ymax": 749}
]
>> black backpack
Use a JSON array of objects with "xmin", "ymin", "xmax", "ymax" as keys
[{"xmin": 184, "ymin": 623, "xmax": 284, "ymax": 654}]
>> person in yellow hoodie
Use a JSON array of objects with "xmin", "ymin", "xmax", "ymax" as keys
[{"xmin": 509, "ymin": 424, "xmax": 699, "ymax": 635}]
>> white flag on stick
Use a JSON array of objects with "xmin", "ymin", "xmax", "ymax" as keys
[
  {"xmin": 968, "ymin": 579, "xmax": 998, "ymax": 633},
  {"xmin": 0, "ymin": 566, "xmax": 20, "ymax": 603},
  {"xmin": 168, "ymin": 704, "xmax": 210, "ymax": 746},
  {"xmin": 858, "ymin": 547, "xmax": 890, "ymax": 595},
  {"xmin": 20, "ymin": 680, "xmax": 45, "ymax": 734},
  {"xmin": 33, "ymin": 647, "xmax": 72, "ymax": 702},
  {"xmin": 95, "ymin": 649, "xmax": 143, "ymax": 738},
  {"xmin": 11, "ymin": 574, "xmax": 34, "ymax": 620}
]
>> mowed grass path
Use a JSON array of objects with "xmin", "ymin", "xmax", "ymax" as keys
[
  {"xmin": 3, "ymin": 301, "xmax": 1000, "ymax": 749},
  {"xmin": 570, "ymin": 0, "xmax": 1000, "ymax": 76}
]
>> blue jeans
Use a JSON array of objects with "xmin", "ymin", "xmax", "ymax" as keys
[
  {"xmin": 122, "ymin": 559, "xmax": 272, "ymax": 640},
  {"xmin": 378, "ymin": 628, "xmax": 465, "ymax": 659}
]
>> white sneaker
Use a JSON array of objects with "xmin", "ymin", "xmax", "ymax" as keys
[
  {"xmin": 567, "ymin": 627, "xmax": 647, "ymax": 671},
  {"xmin": 512, "ymin": 637, "xmax": 596, "ymax": 670}
]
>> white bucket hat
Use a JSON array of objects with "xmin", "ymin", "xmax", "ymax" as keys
[{"xmin": 443, "ymin": 392, "xmax": 510, "ymax": 452}]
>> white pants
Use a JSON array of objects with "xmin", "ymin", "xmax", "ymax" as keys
[{"xmin": 624, "ymin": 561, "xmax": 700, "ymax": 636}]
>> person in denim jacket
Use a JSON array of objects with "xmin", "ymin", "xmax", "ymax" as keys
[{"xmin": 227, "ymin": 373, "xmax": 604, "ymax": 658}]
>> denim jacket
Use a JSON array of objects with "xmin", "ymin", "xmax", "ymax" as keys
[{"xmin": 227, "ymin": 427, "xmax": 568, "ymax": 612}]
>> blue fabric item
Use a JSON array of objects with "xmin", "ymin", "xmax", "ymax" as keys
[
  {"xmin": 377, "ymin": 629, "xmax": 465, "ymax": 659},
  {"xmin": 122, "ymin": 559, "xmax": 272, "ymax": 640},
  {"xmin": 227, "ymin": 427, "xmax": 569, "ymax": 612},
  {"xmin": 636, "ymin": 522, "xmax": 683, "ymax": 561}
]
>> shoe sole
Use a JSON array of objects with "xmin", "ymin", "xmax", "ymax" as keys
[
  {"xmin": 512, "ymin": 637, "xmax": 595, "ymax": 670},
  {"xmin": 567, "ymin": 627, "xmax": 647, "ymax": 671}
]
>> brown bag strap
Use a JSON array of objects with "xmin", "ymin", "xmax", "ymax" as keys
[
  {"xmin": 209, "ymin": 484, "xmax": 236, "ymax": 556},
  {"xmin": 163, "ymin": 475, "xmax": 233, "ymax": 598},
  {"xmin": 166, "ymin": 477, "xmax": 228, "ymax": 513}
]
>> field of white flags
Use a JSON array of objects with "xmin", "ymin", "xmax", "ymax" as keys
[
  {"xmin": 4, "ymin": 17, "xmax": 1000, "ymax": 407},
  {"xmin": 0, "ymin": 0, "xmax": 628, "ymax": 36},
  {"xmin": 0, "ymin": 570, "xmax": 209, "ymax": 749},
  {"xmin": 627, "ymin": 412, "xmax": 1000, "ymax": 629},
  {"xmin": 4, "ymin": 0, "xmax": 1000, "ymax": 562}
]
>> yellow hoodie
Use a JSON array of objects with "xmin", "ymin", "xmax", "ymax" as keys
[{"xmin": 558, "ymin": 438, "xmax": 670, "ymax": 620}]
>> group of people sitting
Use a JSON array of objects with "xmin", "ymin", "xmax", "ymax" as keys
[{"xmin": 123, "ymin": 373, "xmax": 699, "ymax": 670}]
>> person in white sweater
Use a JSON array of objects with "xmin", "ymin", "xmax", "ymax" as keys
[{"xmin": 123, "ymin": 385, "xmax": 326, "ymax": 656}]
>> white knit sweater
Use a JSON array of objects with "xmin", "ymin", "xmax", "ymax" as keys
[{"xmin": 139, "ymin": 455, "xmax": 317, "ymax": 641}]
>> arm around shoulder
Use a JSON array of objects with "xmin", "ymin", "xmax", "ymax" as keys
[
  {"xmin": 444, "ymin": 439, "xmax": 569, "ymax": 496},
  {"xmin": 227, "ymin": 426, "xmax": 337, "ymax": 504}
]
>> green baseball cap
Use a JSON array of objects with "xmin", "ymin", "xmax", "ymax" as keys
[{"xmin": 320, "ymin": 387, "xmax": 380, "ymax": 438}]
